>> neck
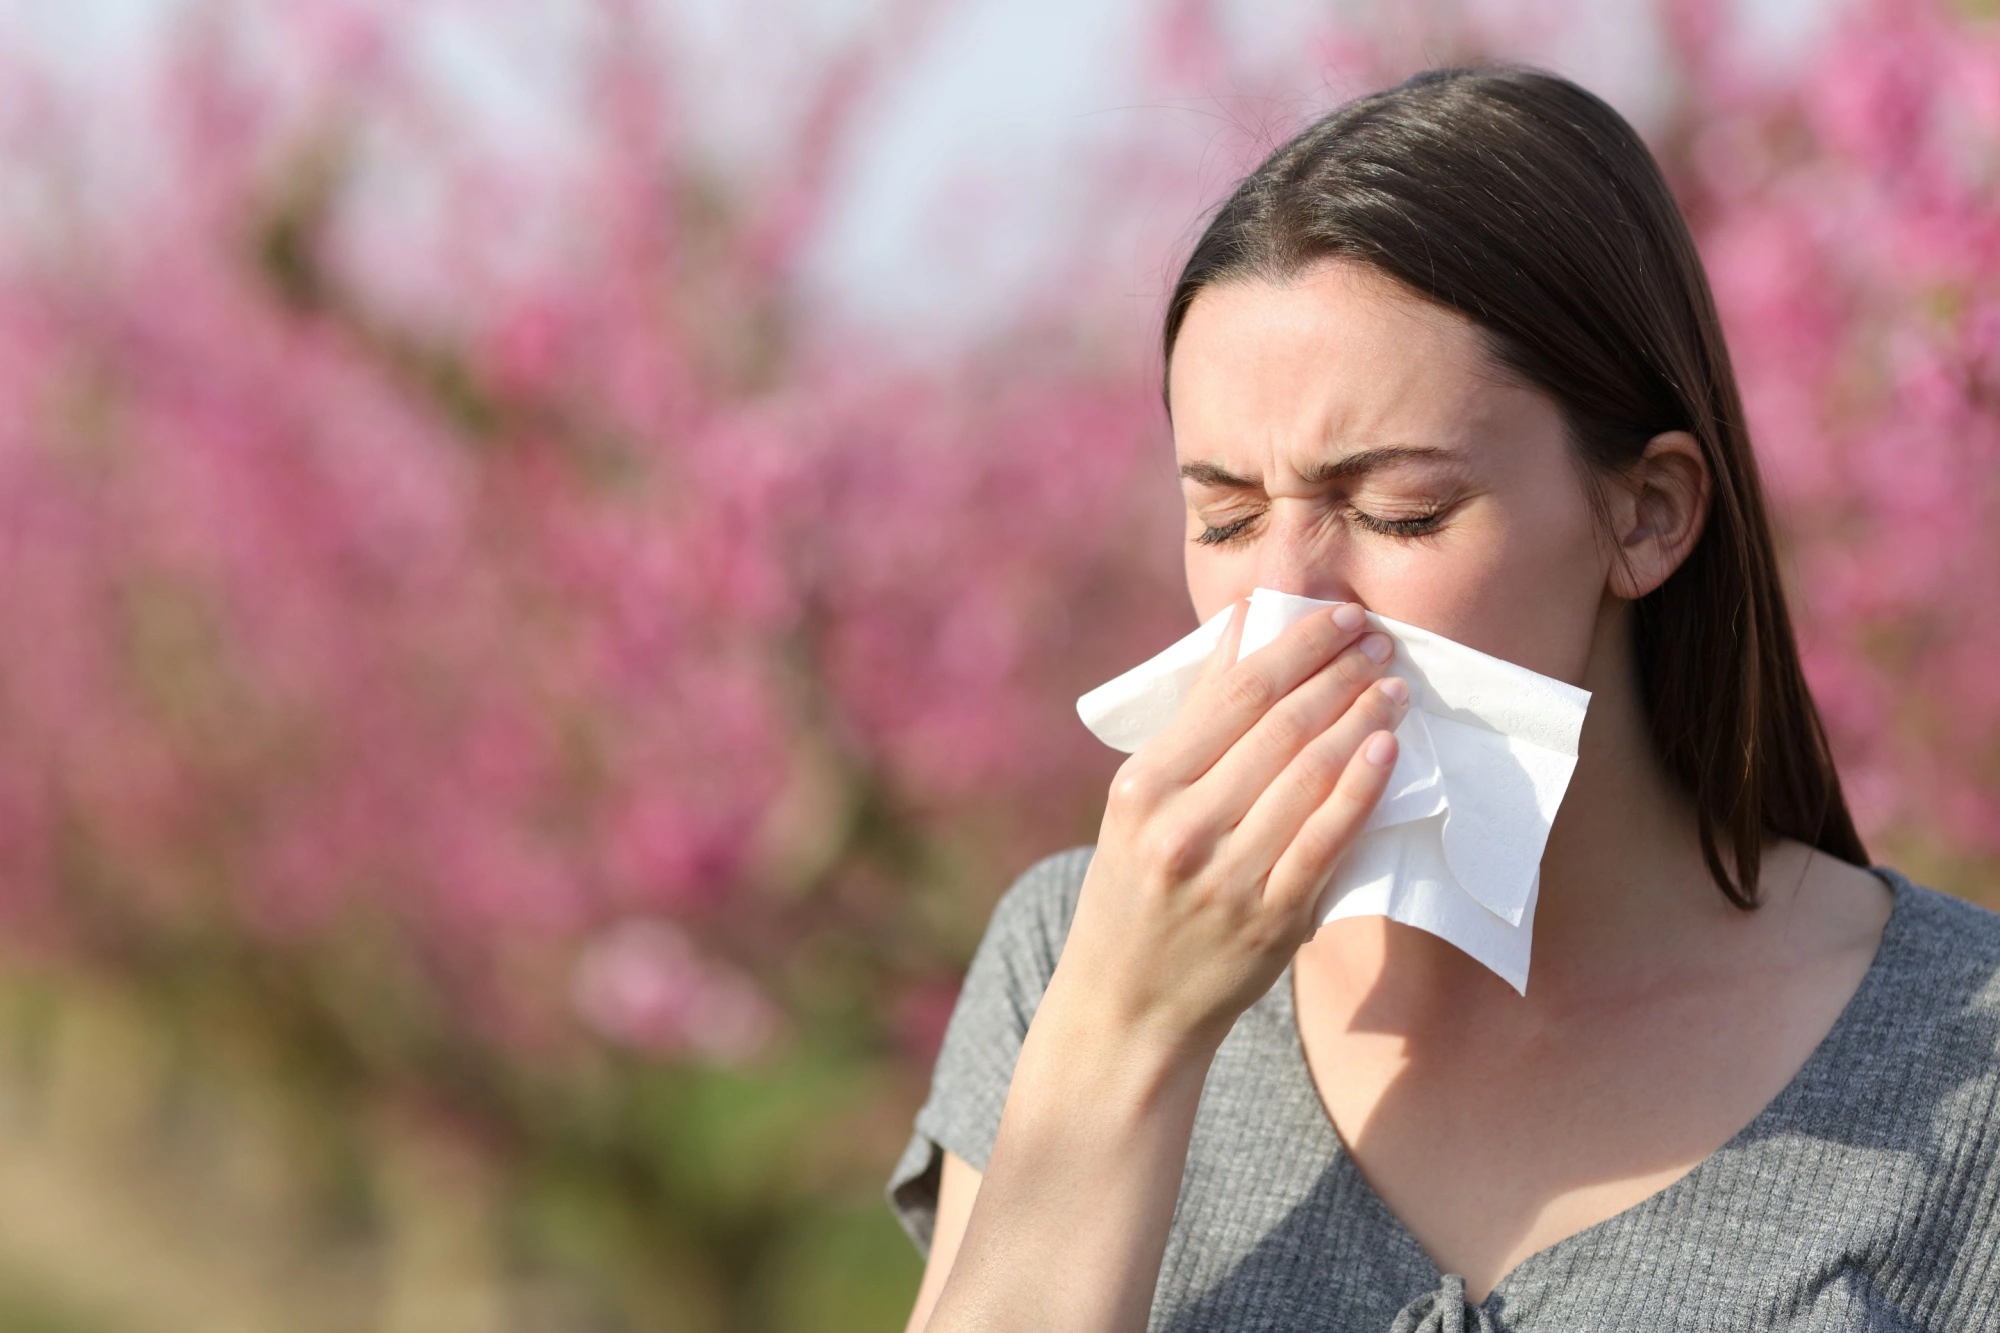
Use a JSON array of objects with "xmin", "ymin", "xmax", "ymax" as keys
[{"xmin": 1527, "ymin": 594, "xmax": 1740, "ymax": 995}]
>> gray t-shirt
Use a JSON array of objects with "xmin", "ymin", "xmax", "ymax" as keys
[{"xmin": 885, "ymin": 846, "xmax": 2000, "ymax": 1330}]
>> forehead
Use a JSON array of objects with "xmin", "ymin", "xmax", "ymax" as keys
[{"xmin": 1168, "ymin": 260, "xmax": 1531, "ymax": 461}]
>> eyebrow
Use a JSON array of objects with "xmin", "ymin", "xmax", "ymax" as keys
[{"xmin": 1178, "ymin": 445, "xmax": 1457, "ymax": 489}]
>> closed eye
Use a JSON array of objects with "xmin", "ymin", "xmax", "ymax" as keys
[
  {"xmin": 1347, "ymin": 506, "xmax": 1446, "ymax": 538},
  {"xmin": 1194, "ymin": 514, "xmax": 1257, "ymax": 546},
  {"xmin": 1193, "ymin": 505, "xmax": 1448, "ymax": 546}
]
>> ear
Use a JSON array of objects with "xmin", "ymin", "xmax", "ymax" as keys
[{"xmin": 1604, "ymin": 430, "xmax": 1710, "ymax": 601}]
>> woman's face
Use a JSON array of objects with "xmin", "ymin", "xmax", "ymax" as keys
[{"xmin": 1169, "ymin": 260, "xmax": 1614, "ymax": 687}]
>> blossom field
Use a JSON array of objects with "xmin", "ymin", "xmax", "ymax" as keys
[{"xmin": 0, "ymin": 0, "xmax": 1992, "ymax": 1327}]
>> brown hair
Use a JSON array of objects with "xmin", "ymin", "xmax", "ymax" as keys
[{"xmin": 1163, "ymin": 63, "xmax": 1867, "ymax": 907}]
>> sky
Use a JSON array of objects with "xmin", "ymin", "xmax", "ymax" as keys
[
  {"xmin": 788, "ymin": 0, "xmax": 1845, "ymax": 344},
  {"xmin": 0, "ymin": 0, "xmax": 1848, "ymax": 350}
]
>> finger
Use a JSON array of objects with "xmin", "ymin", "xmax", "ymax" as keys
[
  {"xmin": 1234, "ymin": 676, "xmax": 1408, "ymax": 880},
  {"xmin": 1147, "ymin": 601, "xmax": 1370, "ymax": 783},
  {"xmin": 1248, "ymin": 696, "xmax": 1408, "ymax": 912},
  {"xmin": 1236, "ymin": 674, "xmax": 1407, "ymax": 868},
  {"xmin": 1261, "ymin": 726, "xmax": 1399, "ymax": 924},
  {"xmin": 1189, "ymin": 630, "xmax": 1396, "ymax": 828}
]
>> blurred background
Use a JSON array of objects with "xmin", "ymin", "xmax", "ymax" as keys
[{"xmin": 0, "ymin": 0, "xmax": 1994, "ymax": 1328}]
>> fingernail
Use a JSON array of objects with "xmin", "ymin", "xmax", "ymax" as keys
[
  {"xmin": 1364, "ymin": 732, "xmax": 1397, "ymax": 766},
  {"xmin": 1330, "ymin": 603, "xmax": 1365, "ymax": 631},
  {"xmin": 1358, "ymin": 632, "xmax": 1392, "ymax": 663},
  {"xmin": 1377, "ymin": 676, "xmax": 1409, "ymax": 705}
]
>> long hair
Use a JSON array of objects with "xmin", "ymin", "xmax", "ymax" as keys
[{"xmin": 1163, "ymin": 64, "xmax": 1867, "ymax": 906}]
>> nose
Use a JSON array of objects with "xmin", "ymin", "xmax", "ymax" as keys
[{"xmin": 1254, "ymin": 510, "xmax": 1358, "ymax": 604}]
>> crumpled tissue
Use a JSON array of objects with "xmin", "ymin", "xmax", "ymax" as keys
[{"xmin": 1075, "ymin": 587, "xmax": 1590, "ymax": 994}]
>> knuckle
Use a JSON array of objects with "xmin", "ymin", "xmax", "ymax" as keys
[
  {"xmin": 1326, "ymin": 765, "xmax": 1377, "ymax": 817},
  {"xmin": 1304, "ymin": 819, "xmax": 1344, "ymax": 859},
  {"xmin": 1218, "ymin": 665, "xmax": 1276, "ymax": 714},
  {"xmin": 1142, "ymin": 823, "xmax": 1203, "ymax": 879},
  {"xmin": 1256, "ymin": 706, "xmax": 1313, "ymax": 760},
  {"xmin": 1284, "ymin": 827, "xmax": 1334, "ymax": 879},
  {"xmin": 1107, "ymin": 764, "xmax": 1154, "ymax": 812},
  {"xmin": 1240, "ymin": 913, "xmax": 1289, "ymax": 956},
  {"xmin": 1290, "ymin": 742, "xmax": 1349, "ymax": 796},
  {"xmin": 1325, "ymin": 778, "xmax": 1368, "ymax": 816}
]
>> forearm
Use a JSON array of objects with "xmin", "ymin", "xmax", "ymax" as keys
[{"xmin": 923, "ymin": 964, "xmax": 1218, "ymax": 1333}]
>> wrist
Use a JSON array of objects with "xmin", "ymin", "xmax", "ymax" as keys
[{"xmin": 1009, "ymin": 964, "xmax": 1221, "ymax": 1135}]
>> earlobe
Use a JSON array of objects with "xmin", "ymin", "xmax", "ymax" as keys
[{"xmin": 1608, "ymin": 430, "xmax": 1710, "ymax": 601}]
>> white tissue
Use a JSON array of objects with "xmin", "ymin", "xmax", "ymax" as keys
[{"xmin": 1075, "ymin": 588, "xmax": 1590, "ymax": 994}]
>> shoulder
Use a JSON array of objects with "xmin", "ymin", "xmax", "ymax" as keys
[
  {"xmin": 883, "ymin": 843, "xmax": 1096, "ymax": 1237},
  {"xmin": 953, "ymin": 845, "xmax": 1095, "ymax": 1029},
  {"xmin": 1823, "ymin": 865, "xmax": 2000, "ymax": 1133},
  {"xmin": 985, "ymin": 844, "xmax": 1095, "ymax": 965},
  {"xmin": 1868, "ymin": 865, "xmax": 2000, "ymax": 1009},
  {"xmin": 1826, "ymin": 868, "xmax": 2000, "ymax": 1311}
]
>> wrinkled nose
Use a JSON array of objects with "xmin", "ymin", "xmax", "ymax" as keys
[{"xmin": 1253, "ymin": 512, "xmax": 1358, "ymax": 604}]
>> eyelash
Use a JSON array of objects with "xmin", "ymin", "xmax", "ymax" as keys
[{"xmin": 1194, "ymin": 507, "xmax": 1447, "ymax": 546}]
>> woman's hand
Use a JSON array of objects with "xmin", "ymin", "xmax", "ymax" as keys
[
  {"xmin": 1058, "ymin": 597, "xmax": 1409, "ymax": 1055},
  {"xmin": 919, "ymin": 598, "xmax": 1406, "ymax": 1333}
]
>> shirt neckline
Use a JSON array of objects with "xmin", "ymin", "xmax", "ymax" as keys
[{"xmin": 1271, "ymin": 863, "xmax": 1913, "ymax": 1309}]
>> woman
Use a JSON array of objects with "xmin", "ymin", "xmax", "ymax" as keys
[{"xmin": 885, "ymin": 64, "xmax": 2000, "ymax": 1331}]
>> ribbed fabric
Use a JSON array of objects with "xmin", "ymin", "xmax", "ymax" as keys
[{"xmin": 885, "ymin": 846, "xmax": 2000, "ymax": 1330}]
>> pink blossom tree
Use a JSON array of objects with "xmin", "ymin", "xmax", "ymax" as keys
[
  {"xmin": 0, "ymin": 0, "xmax": 1185, "ymax": 1076},
  {"xmin": 1661, "ymin": 0, "xmax": 2000, "ymax": 882},
  {"xmin": 0, "ymin": 0, "xmax": 1994, "ymax": 1321}
]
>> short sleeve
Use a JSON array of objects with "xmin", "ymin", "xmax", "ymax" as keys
[{"xmin": 883, "ymin": 844, "xmax": 1095, "ymax": 1257}]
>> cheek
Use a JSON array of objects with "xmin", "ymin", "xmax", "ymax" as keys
[{"xmin": 1355, "ymin": 501, "xmax": 1607, "ymax": 686}]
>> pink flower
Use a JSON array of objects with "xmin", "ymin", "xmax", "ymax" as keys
[{"xmin": 571, "ymin": 917, "xmax": 781, "ymax": 1063}]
